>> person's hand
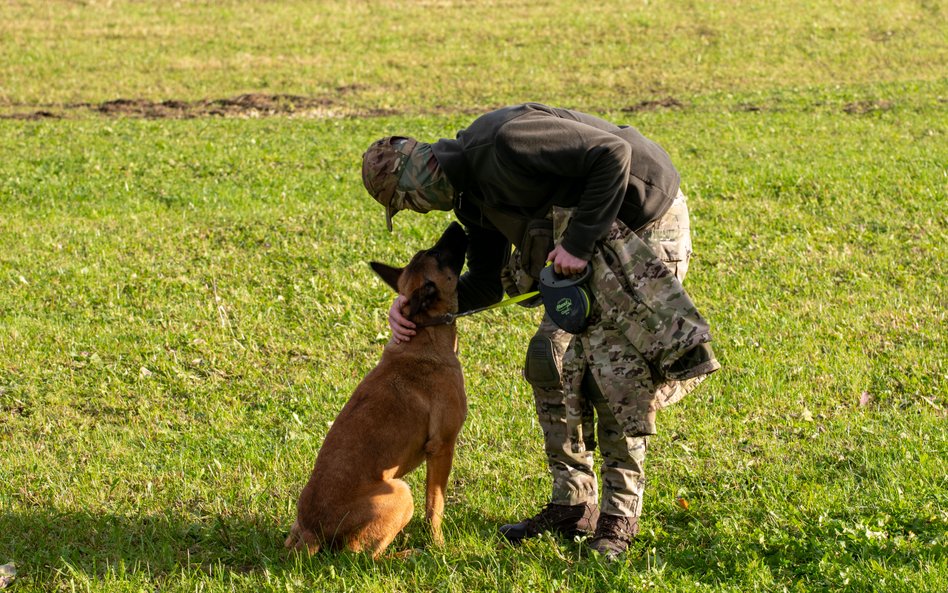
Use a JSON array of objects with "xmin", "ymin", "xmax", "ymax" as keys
[
  {"xmin": 546, "ymin": 244, "xmax": 589, "ymax": 277},
  {"xmin": 388, "ymin": 295, "xmax": 416, "ymax": 343}
]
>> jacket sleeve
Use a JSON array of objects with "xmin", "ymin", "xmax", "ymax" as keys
[
  {"xmin": 495, "ymin": 113, "xmax": 632, "ymax": 260},
  {"xmin": 454, "ymin": 208, "xmax": 510, "ymax": 312}
]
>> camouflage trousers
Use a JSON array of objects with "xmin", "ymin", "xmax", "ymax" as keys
[{"xmin": 524, "ymin": 191, "xmax": 694, "ymax": 518}]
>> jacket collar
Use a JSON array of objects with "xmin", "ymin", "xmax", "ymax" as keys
[{"xmin": 431, "ymin": 138, "xmax": 469, "ymax": 192}]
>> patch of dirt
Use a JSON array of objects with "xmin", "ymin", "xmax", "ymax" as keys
[
  {"xmin": 0, "ymin": 110, "xmax": 61, "ymax": 121},
  {"xmin": 621, "ymin": 97, "xmax": 684, "ymax": 112},
  {"xmin": 0, "ymin": 94, "xmax": 914, "ymax": 121},
  {"xmin": 84, "ymin": 93, "xmax": 339, "ymax": 118},
  {"xmin": 843, "ymin": 99, "xmax": 894, "ymax": 115},
  {"xmin": 1, "ymin": 93, "xmax": 399, "ymax": 120}
]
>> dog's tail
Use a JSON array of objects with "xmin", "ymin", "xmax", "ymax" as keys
[{"xmin": 285, "ymin": 520, "xmax": 321, "ymax": 555}]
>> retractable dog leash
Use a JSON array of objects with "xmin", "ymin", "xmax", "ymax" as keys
[{"xmin": 537, "ymin": 263, "xmax": 592, "ymax": 334}]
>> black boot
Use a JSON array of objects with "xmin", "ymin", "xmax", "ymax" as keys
[
  {"xmin": 499, "ymin": 502, "xmax": 599, "ymax": 543},
  {"xmin": 587, "ymin": 514, "xmax": 639, "ymax": 559}
]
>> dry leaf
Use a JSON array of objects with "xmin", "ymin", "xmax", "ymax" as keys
[{"xmin": 0, "ymin": 563, "xmax": 15, "ymax": 589}]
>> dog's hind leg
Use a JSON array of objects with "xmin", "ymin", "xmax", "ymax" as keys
[
  {"xmin": 424, "ymin": 440, "xmax": 457, "ymax": 546},
  {"xmin": 346, "ymin": 478, "xmax": 414, "ymax": 558}
]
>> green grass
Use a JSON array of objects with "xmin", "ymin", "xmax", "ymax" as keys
[
  {"xmin": 1, "ymin": 1, "xmax": 947, "ymax": 591},
  {"xmin": 1, "ymin": 0, "xmax": 946, "ymax": 113}
]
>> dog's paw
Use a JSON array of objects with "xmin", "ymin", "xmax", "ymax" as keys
[{"xmin": 284, "ymin": 521, "xmax": 321, "ymax": 555}]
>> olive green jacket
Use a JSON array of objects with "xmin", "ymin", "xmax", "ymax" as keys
[{"xmin": 431, "ymin": 103, "xmax": 680, "ymax": 311}]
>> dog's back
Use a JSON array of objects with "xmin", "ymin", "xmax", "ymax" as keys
[{"xmin": 287, "ymin": 222, "xmax": 469, "ymax": 557}]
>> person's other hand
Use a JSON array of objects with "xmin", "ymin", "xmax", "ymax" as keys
[
  {"xmin": 388, "ymin": 295, "xmax": 416, "ymax": 343},
  {"xmin": 546, "ymin": 244, "xmax": 589, "ymax": 277}
]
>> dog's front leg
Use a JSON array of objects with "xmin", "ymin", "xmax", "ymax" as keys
[{"xmin": 424, "ymin": 439, "xmax": 456, "ymax": 546}]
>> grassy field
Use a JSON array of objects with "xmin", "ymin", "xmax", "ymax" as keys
[{"xmin": 1, "ymin": 1, "xmax": 946, "ymax": 592}]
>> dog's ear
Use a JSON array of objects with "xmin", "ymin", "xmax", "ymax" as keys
[
  {"xmin": 407, "ymin": 280, "xmax": 439, "ymax": 318},
  {"xmin": 429, "ymin": 222, "xmax": 468, "ymax": 276},
  {"xmin": 369, "ymin": 262, "xmax": 403, "ymax": 293}
]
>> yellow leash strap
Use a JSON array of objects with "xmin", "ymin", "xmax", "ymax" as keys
[
  {"xmin": 452, "ymin": 290, "xmax": 540, "ymax": 320},
  {"xmin": 415, "ymin": 290, "xmax": 540, "ymax": 327}
]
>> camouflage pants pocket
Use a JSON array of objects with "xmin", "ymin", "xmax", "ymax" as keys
[
  {"xmin": 598, "ymin": 431, "xmax": 647, "ymax": 518},
  {"xmin": 581, "ymin": 370, "xmax": 649, "ymax": 518},
  {"xmin": 637, "ymin": 190, "xmax": 692, "ymax": 282},
  {"xmin": 529, "ymin": 318, "xmax": 597, "ymax": 505},
  {"xmin": 532, "ymin": 384, "xmax": 598, "ymax": 504}
]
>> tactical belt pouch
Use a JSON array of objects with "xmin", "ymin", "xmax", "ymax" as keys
[
  {"xmin": 500, "ymin": 249, "xmax": 543, "ymax": 305},
  {"xmin": 489, "ymin": 209, "xmax": 552, "ymax": 304},
  {"xmin": 539, "ymin": 264, "xmax": 593, "ymax": 335},
  {"xmin": 520, "ymin": 218, "xmax": 555, "ymax": 279}
]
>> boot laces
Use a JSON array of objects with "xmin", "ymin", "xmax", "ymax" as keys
[
  {"xmin": 595, "ymin": 514, "xmax": 636, "ymax": 544},
  {"xmin": 529, "ymin": 502, "xmax": 585, "ymax": 529}
]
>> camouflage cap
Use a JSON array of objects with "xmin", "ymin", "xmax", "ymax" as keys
[
  {"xmin": 362, "ymin": 137, "xmax": 455, "ymax": 231},
  {"xmin": 362, "ymin": 136, "xmax": 418, "ymax": 231}
]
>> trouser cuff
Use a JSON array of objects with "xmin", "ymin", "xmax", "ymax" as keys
[{"xmin": 551, "ymin": 486, "xmax": 597, "ymax": 506}]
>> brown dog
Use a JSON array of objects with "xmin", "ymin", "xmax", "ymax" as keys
[{"xmin": 285, "ymin": 222, "xmax": 469, "ymax": 557}]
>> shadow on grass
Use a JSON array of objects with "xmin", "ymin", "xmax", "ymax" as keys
[
  {"xmin": 0, "ymin": 506, "xmax": 287, "ymax": 576},
  {"xmin": 635, "ymin": 505, "xmax": 946, "ymax": 588},
  {"xmin": 0, "ymin": 501, "xmax": 501, "ymax": 581},
  {"xmin": 4, "ymin": 500, "xmax": 940, "ymax": 589}
]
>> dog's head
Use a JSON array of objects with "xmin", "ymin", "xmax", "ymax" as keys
[{"xmin": 370, "ymin": 222, "xmax": 469, "ymax": 323}]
